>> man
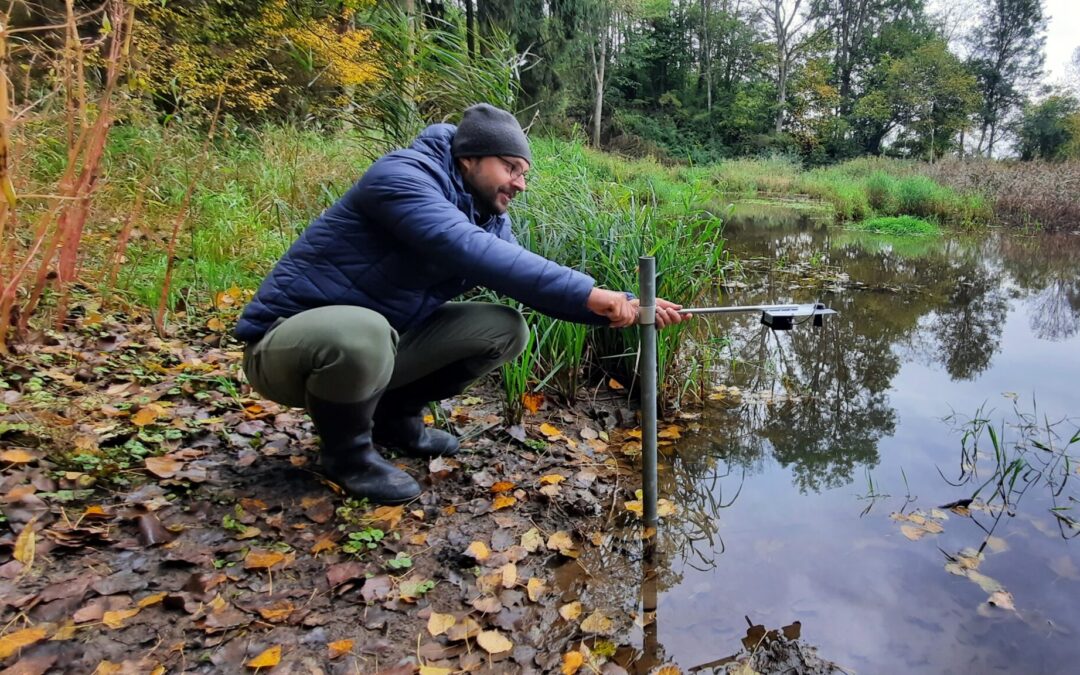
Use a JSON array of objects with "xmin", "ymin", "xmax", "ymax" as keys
[{"xmin": 235, "ymin": 104, "xmax": 688, "ymax": 505}]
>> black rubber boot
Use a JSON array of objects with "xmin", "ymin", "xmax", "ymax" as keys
[
  {"xmin": 373, "ymin": 362, "xmax": 480, "ymax": 458},
  {"xmin": 306, "ymin": 391, "xmax": 421, "ymax": 505}
]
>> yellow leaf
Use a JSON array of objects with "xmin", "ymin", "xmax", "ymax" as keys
[
  {"xmin": 465, "ymin": 540, "xmax": 491, "ymax": 562},
  {"xmin": 490, "ymin": 481, "xmax": 515, "ymax": 493},
  {"xmin": 624, "ymin": 500, "xmax": 644, "ymax": 518},
  {"xmin": 94, "ymin": 661, "xmax": 123, "ymax": 674},
  {"xmin": 501, "ymin": 563, "xmax": 518, "ymax": 589},
  {"xmin": 244, "ymin": 550, "xmax": 286, "ymax": 570},
  {"xmin": 520, "ymin": 528, "xmax": 543, "ymax": 552},
  {"xmin": 546, "ymin": 531, "xmax": 578, "ymax": 557},
  {"xmin": 658, "ymin": 425, "xmax": 683, "ymax": 439},
  {"xmin": 311, "ymin": 537, "xmax": 337, "ymax": 554},
  {"xmin": 476, "ymin": 630, "xmax": 513, "ymax": 654},
  {"xmin": 419, "ymin": 667, "xmax": 454, "ymax": 675},
  {"xmin": 427, "ymin": 612, "xmax": 456, "ymax": 637},
  {"xmin": 608, "ymin": 378, "xmax": 625, "ymax": 390},
  {"xmin": 561, "ymin": 651, "xmax": 585, "ymax": 675},
  {"xmin": 526, "ymin": 577, "xmax": 546, "ymax": 602},
  {"xmin": 14, "ymin": 516, "xmax": 37, "ymax": 568},
  {"xmin": 328, "ymin": 639, "xmax": 353, "ymax": 659},
  {"xmin": 370, "ymin": 505, "xmax": 404, "ymax": 530},
  {"xmin": 137, "ymin": 592, "xmax": 167, "ymax": 608},
  {"xmin": 656, "ymin": 499, "xmax": 676, "ymax": 518},
  {"xmin": 103, "ymin": 607, "xmax": 141, "ymax": 629},
  {"xmin": 580, "ymin": 610, "xmax": 614, "ymax": 634},
  {"xmin": 206, "ymin": 317, "xmax": 226, "ymax": 332},
  {"xmin": 539, "ymin": 423, "xmax": 563, "ymax": 439},
  {"xmin": 257, "ymin": 601, "xmax": 294, "ymax": 622},
  {"xmin": 51, "ymin": 621, "xmax": 78, "ymax": 641},
  {"xmin": 131, "ymin": 404, "xmax": 164, "ymax": 427},
  {"xmin": 655, "ymin": 665, "xmax": 683, "ymax": 675},
  {"xmin": 540, "ymin": 474, "xmax": 566, "ymax": 485},
  {"xmin": 0, "ymin": 625, "xmax": 50, "ymax": 659},
  {"xmin": 522, "ymin": 391, "xmax": 544, "ymax": 413},
  {"xmin": 247, "ymin": 645, "xmax": 281, "ymax": 668},
  {"xmin": 493, "ymin": 494, "xmax": 517, "ymax": 510},
  {"xmin": 559, "ymin": 601, "xmax": 582, "ymax": 621},
  {"xmin": 0, "ymin": 448, "xmax": 36, "ymax": 464},
  {"xmin": 626, "ymin": 428, "xmax": 643, "ymax": 439},
  {"xmin": 144, "ymin": 455, "xmax": 183, "ymax": 479}
]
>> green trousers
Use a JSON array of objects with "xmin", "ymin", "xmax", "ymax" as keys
[{"xmin": 242, "ymin": 302, "xmax": 529, "ymax": 406}]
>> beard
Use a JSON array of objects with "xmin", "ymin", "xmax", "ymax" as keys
[{"xmin": 472, "ymin": 184, "xmax": 511, "ymax": 216}]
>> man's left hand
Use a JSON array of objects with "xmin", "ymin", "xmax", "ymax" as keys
[{"xmin": 631, "ymin": 298, "xmax": 692, "ymax": 329}]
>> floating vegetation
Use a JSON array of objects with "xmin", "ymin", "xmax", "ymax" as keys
[{"xmin": 851, "ymin": 215, "xmax": 941, "ymax": 236}]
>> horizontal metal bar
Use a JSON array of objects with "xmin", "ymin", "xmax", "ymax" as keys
[{"xmin": 681, "ymin": 304, "xmax": 802, "ymax": 315}]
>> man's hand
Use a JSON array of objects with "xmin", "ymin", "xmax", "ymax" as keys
[
  {"xmin": 586, "ymin": 288, "xmax": 639, "ymax": 328},
  {"xmin": 632, "ymin": 297, "xmax": 692, "ymax": 329},
  {"xmin": 587, "ymin": 288, "xmax": 692, "ymax": 329}
]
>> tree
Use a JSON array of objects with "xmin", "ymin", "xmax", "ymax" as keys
[
  {"xmin": 1017, "ymin": 93, "xmax": 1080, "ymax": 160},
  {"xmin": 757, "ymin": 0, "xmax": 817, "ymax": 133},
  {"xmin": 967, "ymin": 0, "xmax": 1047, "ymax": 157}
]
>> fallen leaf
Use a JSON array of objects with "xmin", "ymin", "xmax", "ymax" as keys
[
  {"xmin": 132, "ymin": 404, "xmax": 165, "ymax": 427},
  {"xmin": 539, "ymin": 423, "xmax": 563, "ymax": 439},
  {"xmin": 580, "ymin": 610, "xmax": 614, "ymax": 634},
  {"xmin": 445, "ymin": 616, "xmax": 482, "ymax": 642},
  {"xmin": 656, "ymin": 499, "xmax": 676, "ymax": 518},
  {"xmin": 103, "ymin": 607, "xmax": 141, "ymax": 629},
  {"xmin": 144, "ymin": 456, "xmax": 183, "ymax": 479},
  {"xmin": 471, "ymin": 596, "xmax": 502, "ymax": 614},
  {"xmin": 492, "ymin": 495, "xmax": 517, "ymax": 510},
  {"xmin": 14, "ymin": 516, "xmax": 37, "ymax": 568},
  {"xmin": 654, "ymin": 665, "xmax": 683, "ymax": 675},
  {"xmin": 476, "ymin": 630, "xmax": 513, "ymax": 654},
  {"xmin": 465, "ymin": 541, "xmax": 491, "ymax": 562},
  {"xmin": 526, "ymin": 577, "xmax": 546, "ymax": 602},
  {"xmin": 658, "ymin": 425, "xmax": 683, "ymax": 439},
  {"xmin": 608, "ymin": 378, "xmax": 624, "ymax": 390},
  {"xmin": 328, "ymin": 639, "xmax": 353, "ymax": 659},
  {"xmin": 419, "ymin": 667, "xmax": 454, "ymax": 675},
  {"xmin": 257, "ymin": 601, "xmax": 294, "ymax": 622},
  {"xmin": 522, "ymin": 392, "xmax": 544, "ymax": 413},
  {"xmin": 540, "ymin": 474, "xmax": 566, "ymax": 486},
  {"xmin": 0, "ymin": 625, "xmax": 50, "ymax": 659},
  {"xmin": 244, "ymin": 550, "xmax": 286, "ymax": 570},
  {"xmin": 988, "ymin": 590, "xmax": 1015, "ymax": 611},
  {"xmin": 311, "ymin": 538, "xmax": 337, "ymax": 555},
  {"xmin": 137, "ymin": 592, "xmax": 167, "ymax": 608},
  {"xmin": 427, "ymin": 612, "xmax": 456, "ymax": 637},
  {"xmin": 562, "ymin": 650, "xmax": 585, "ymax": 675},
  {"xmin": 559, "ymin": 601, "xmax": 582, "ymax": 621},
  {"xmin": 546, "ymin": 531, "xmax": 577, "ymax": 557},
  {"xmin": 900, "ymin": 525, "xmax": 927, "ymax": 541},
  {"xmin": 501, "ymin": 563, "xmax": 518, "ymax": 588},
  {"xmin": 370, "ymin": 505, "xmax": 404, "ymax": 530},
  {"xmin": 491, "ymin": 481, "xmax": 515, "ymax": 493},
  {"xmin": 0, "ymin": 449, "xmax": 37, "ymax": 464},
  {"xmin": 624, "ymin": 500, "xmax": 644, "ymax": 518},
  {"xmin": 520, "ymin": 528, "xmax": 543, "ymax": 552},
  {"xmin": 247, "ymin": 645, "xmax": 281, "ymax": 668}
]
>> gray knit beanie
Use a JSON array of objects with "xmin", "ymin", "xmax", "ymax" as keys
[{"xmin": 451, "ymin": 104, "xmax": 532, "ymax": 164}]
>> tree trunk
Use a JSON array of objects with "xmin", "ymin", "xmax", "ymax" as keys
[
  {"xmin": 464, "ymin": 0, "xmax": 475, "ymax": 58},
  {"xmin": 591, "ymin": 34, "xmax": 607, "ymax": 147}
]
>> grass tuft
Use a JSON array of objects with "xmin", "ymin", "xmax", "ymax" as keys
[{"xmin": 852, "ymin": 216, "xmax": 941, "ymax": 236}]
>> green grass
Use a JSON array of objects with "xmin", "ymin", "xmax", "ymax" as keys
[{"xmin": 852, "ymin": 216, "xmax": 941, "ymax": 236}]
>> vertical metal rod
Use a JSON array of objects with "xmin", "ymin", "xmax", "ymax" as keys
[{"xmin": 639, "ymin": 256, "xmax": 658, "ymax": 527}]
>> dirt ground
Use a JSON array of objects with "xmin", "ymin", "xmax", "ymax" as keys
[{"xmin": 0, "ymin": 312, "xmax": 847, "ymax": 674}]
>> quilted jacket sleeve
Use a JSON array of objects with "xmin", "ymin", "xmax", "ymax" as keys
[{"xmin": 354, "ymin": 154, "xmax": 607, "ymax": 325}]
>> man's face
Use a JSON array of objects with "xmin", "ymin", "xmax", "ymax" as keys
[{"xmin": 458, "ymin": 155, "xmax": 529, "ymax": 215}]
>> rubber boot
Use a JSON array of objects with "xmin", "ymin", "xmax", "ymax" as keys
[
  {"xmin": 306, "ymin": 391, "xmax": 421, "ymax": 504},
  {"xmin": 373, "ymin": 362, "xmax": 480, "ymax": 458}
]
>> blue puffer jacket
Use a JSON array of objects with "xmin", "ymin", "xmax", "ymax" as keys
[{"xmin": 235, "ymin": 124, "xmax": 605, "ymax": 343}]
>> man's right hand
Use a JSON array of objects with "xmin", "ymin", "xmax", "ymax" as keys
[{"xmin": 586, "ymin": 288, "xmax": 638, "ymax": 328}]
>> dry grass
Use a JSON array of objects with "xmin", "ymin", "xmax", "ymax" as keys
[{"xmin": 923, "ymin": 159, "xmax": 1080, "ymax": 231}]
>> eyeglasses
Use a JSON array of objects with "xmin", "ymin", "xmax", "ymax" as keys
[{"xmin": 497, "ymin": 156, "xmax": 528, "ymax": 181}]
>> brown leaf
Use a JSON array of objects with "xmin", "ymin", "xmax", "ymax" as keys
[
  {"xmin": 136, "ymin": 513, "xmax": 174, "ymax": 547},
  {"xmin": 427, "ymin": 612, "xmax": 456, "ymax": 637},
  {"xmin": 144, "ymin": 456, "xmax": 183, "ymax": 479},
  {"xmin": 370, "ymin": 505, "xmax": 404, "ymax": 530},
  {"xmin": 471, "ymin": 595, "xmax": 502, "ymax": 614},
  {"xmin": 14, "ymin": 516, "xmax": 37, "ymax": 568},
  {"xmin": 247, "ymin": 645, "xmax": 281, "ymax": 668},
  {"xmin": 311, "ymin": 537, "xmax": 337, "ymax": 555},
  {"xmin": 490, "ymin": 481, "xmax": 515, "ymax": 493},
  {"xmin": 244, "ymin": 550, "xmax": 286, "ymax": 570},
  {"xmin": 131, "ymin": 404, "xmax": 165, "ymax": 427},
  {"xmin": 328, "ymin": 639, "xmax": 353, "ymax": 659},
  {"xmin": 607, "ymin": 378, "xmax": 625, "ymax": 390},
  {"xmin": 0, "ymin": 625, "xmax": 50, "ymax": 659},
  {"xmin": 522, "ymin": 392, "xmax": 544, "ymax": 413},
  {"xmin": 492, "ymin": 495, "xmax": 517, "ymax": 511},
  {"xmin": 476, "ymin": 629, "xmax": 513, "ymax": 654},
  {"xmin": 988, "ymin": 590, "xmax": 1015, "ymax": 611},
  {"xmin": 0, "ymin": 448, "xmax": 37, "ymax": 464},
  {"xmin": 539, "ymin": 474, "xmax": 566, "ymax": 486},
  {"xmin": 257, "ymin": 601, "xmax": 294, "ymax": 622},
  {"xmin": 546, "ymin": 531, "xmax": 578, "ymax": 558},
  {"xmin": 445, "ymin": 616, "xmax": 482, "ymax": 642}
]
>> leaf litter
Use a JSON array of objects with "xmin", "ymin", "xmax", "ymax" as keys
[{"xmin": 0, "ymin": 310, "xmax": 667, "ymax": 672}]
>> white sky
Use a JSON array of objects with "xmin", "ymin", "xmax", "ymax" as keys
[{"xmin": 1043, "ymin": 0, "xmax": 1079, "ymax": 88}]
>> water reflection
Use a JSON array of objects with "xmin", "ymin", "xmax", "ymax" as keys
[{"xmin": 566, "ymin": 213, "xmax": 1080, "ymax": 672}]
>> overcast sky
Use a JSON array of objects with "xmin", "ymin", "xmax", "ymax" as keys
[{"xmin": 1043, "ymin": 0, "xmax": 1079, "ymax": 87}]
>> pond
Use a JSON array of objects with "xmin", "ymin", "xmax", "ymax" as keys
[{"xmin": 562, "ymin": 204, "xmax": 1080, "ymax": 673}]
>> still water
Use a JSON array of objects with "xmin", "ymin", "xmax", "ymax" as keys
[{"xmin": 574, "ymin": 206, "xmax": 1080, "ymax": 673}]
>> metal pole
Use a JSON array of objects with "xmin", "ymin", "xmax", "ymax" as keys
[{"xmin": 639, "ymin": 257, "xmax": 658, "ymax": 527}]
